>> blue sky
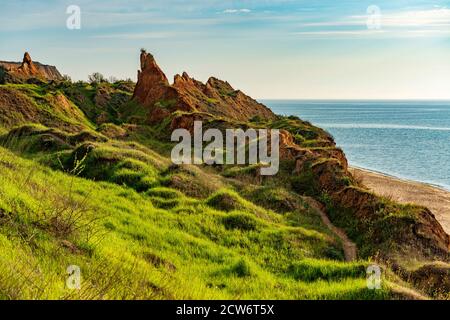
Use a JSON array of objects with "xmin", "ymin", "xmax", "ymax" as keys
[{"xmin": 1, "ymin": 0, "xmax": 450, "ymax": 99}]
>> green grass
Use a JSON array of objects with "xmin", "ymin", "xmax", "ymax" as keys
[
  {"xmin": 222, "ymin": 212, "xmax": 259, "ymax": 231},
  {"xmin": 1, "ymin": 80, "xmax": 430, "ymax": 299},
  {"xmin": 0, "ymin": 124, "xmax": 108, "ymax": 156},
  {"xmin": 61, "ymin": 82, "xmax": 132, "ymax": 125},
  {"xmin": 155, "ymin": 99, "xmax": 177, "ymax": 110},
  {"xmin": 290, "ymin": 163, "xmax": 319, "ymax": 196},
  {"xmin": 320, "ymin": 187, "xmax": 432, "ymax": 258},
  {"xmin": 0, "ymin": 84, "xmax": 95, "ymax": 131},
  {"xmin": 0, "ymin": 146, "xmax": 391, "ymax": 299},
  {"xmin": 269, "ymin": 116, "xmax": 326, "ymax": 141},
  {"xmin": 51, "ymin": 141, "xmax": 167, "ymax": 192},
  {"xmin": 287, "ymin": 258, "xmax": 367, "ymax": 282}
]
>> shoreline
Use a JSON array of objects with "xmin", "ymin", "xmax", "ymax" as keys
[
  {"xmin": 350, "ymin": 165, "xmax": 450, "ymax": 192},
  {"xmin": 349, "ymin": 166, "xmax": 450, "ymax": 235}
]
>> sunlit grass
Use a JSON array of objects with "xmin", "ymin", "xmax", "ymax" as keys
[{"xmin": 0, "ymin": 147, "xmax": 391, "ymax": 299}]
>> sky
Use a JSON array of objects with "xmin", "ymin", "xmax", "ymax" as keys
[{"xmin": 1, "ymin": 0, "xmax": 450, "ymax": 99}]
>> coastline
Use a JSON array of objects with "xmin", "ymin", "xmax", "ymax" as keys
[
  {"xmin": 350, "ymin": 165, "xmax": 450, "ymax": 192},
  {"xmin": 350, "ymin": 166, "xmax": 450, "ymax": 235}
]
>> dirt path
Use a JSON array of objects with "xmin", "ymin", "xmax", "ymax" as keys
[
  {"xmin": 303, "ymin": 197, "xmax": 430, "ymax": 299},
  {"xmin": 304, "ymin": 197, "xmax": 358, "ymax": 262}
]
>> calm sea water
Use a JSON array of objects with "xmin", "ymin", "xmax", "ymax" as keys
[{"xmin": 264, "ymin": 100, "xmax": 450, "ymax": 190}]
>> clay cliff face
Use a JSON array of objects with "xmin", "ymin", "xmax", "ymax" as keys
[
  {"xmin": 132, "ymin": 50, "xmax": 276, "ymax": 123},
  {"xmin": 0, "ymin": 52, "xmax": 63, "ymax": 82}
]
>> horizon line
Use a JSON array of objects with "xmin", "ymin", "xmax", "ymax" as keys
[{"xmin": 258, "ymin": 98, "xmax": 450, "ymax": 101}]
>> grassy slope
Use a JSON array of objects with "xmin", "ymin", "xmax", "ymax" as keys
[
  {"xmin": 0, "ymin": 83, "xmax": 94, "ymax": 131},
  {"xmin": 0, "ymin": 82, "xmax": 406, "ymax": 299},
  {"xmin": 0, "ymin": 147, "xmax": 389, "ymax": 299}
]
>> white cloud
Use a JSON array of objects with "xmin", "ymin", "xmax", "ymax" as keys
[
  {"xmin": 295, "ymin": 8, "xmax": 450, "ymax": 29},
  {"xmin": 222, "ymin": 9, "xmax": 251, "ymax": 14},
  {"xmin": 292, "ymin": 8, "xmax": 450, "ymax": 39},
  {"xmin": 91, "ymin": 32, "xmax": 172, "ymax": 39},
  {"xmin": 291, "ymin": 30, "xmax": 386, "ymax": 39},
  {"xmin": 350, "ymin": 8, "xmax": 450, "ymax": 27},
  {"xmin": 291, "ymin": 29, "xmax": 450, "ymax": 39}
]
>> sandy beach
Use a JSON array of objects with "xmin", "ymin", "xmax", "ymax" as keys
[{"xmin": 350, "ymin": 167, "xmax": 450, "ymax": 235}]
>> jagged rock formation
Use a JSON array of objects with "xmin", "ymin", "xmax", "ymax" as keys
[
  {"xmin": 0, "ymin": 52, "xmax": 63, "ymax": 83},
  {"xmin": 132, "ymin": 50, "xmax": 276, "ymax": 123}
]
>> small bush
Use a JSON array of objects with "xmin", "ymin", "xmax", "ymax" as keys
[
  {"xmin": 150, "ymin": 197, "xmax": 179, "ymax": 210},
  {"xmin": 222, "ymin": 213, "xmax": 258, "ymax": 231},
  {"xmin": 247, "ymin": 187, "xmax": 299, "ymax": 213},
  {"xmin": 57, "ymin": 143, "xmax": 160, "ymax": 192},
  {"xmin": 161, "ymin": 165, "xmax": 223, "ymax": 198},
  {"xmin": 231, "ymin": 259, "xmax": 252, "ymax": 277},
  {"xmin": 88, "ymin": 72, "xmax": 106, "ymax": 85},
  {"xmin": 249, "ymin": 115, "xmax": 262, "ymax": 123},
  {"xmin": 206, "ymin": 190, "xmax": 242, "ymax": 212},
  {"xmin": 291, "ymin": 164, "xmax": 318, "ymax": 196},
  {"xmin": 97, "ymin": 123, "xmax": 127, "ymax": 139}
]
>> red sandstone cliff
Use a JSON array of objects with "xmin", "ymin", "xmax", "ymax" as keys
[{"xmin": 132, "ymin": 50, "xmax": 276, "ymax": 123}]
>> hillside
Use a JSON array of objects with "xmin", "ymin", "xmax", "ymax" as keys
[{"xmin": 0, "ymin": 51, "xmax": 448, "ymax": 300}]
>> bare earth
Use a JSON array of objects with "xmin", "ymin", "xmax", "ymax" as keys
[{"xmin": 350, "ymin": 167, "xmax": 450, "ymax": 235}]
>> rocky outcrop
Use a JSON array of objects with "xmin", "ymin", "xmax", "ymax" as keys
[
  {"xmin": 132, "ymin": 51, "xmax": 173, "ymax": 106},
  {"xmin": 0, "ymin": 52, "xmax": 63, "ymax": 83},
  {"xmin": 132, "ymin": 50, "xmax": 276, "ymax": 123},
  {"xmin": 17, "ymin": 52, "xmax": 39, "ymax": 77}
]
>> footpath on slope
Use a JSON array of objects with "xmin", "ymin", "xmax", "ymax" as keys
[
  {"xmin": 303, "ymin": 197, "xmax": 430, "ymax": 299},
  {"xmin": 303, "ymin": 196, "xmax": 358, "ymax": 262}
]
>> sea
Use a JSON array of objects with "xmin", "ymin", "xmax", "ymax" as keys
[{"xmin": 264, "ymin": 100, "xmax": 450, "ymax": 191}]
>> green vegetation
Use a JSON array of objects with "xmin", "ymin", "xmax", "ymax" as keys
[
  {"xmin": 0, "ymin": 81, "xmax": 440, "ymax": 300},
  {"xmin": 287, "ymin": 259, "xmax": 367, "ymax": 282},
  {"xmin": 0, "ymin": 84, "xmax": 94, "ymax": 131},
  {"xmin": 0, "ymin": 147, "xmax": 390, "ymax": 299},
  {"xmin": 321, "ymin": 187, "xmax": 431, "ymax": 258},
  {"xmin": 155, "ymin": 99, "xmax": 177, "ymax": 110},
  {"xmin": 291, "ymin": 163, "xmax": 318, "ymax": 196}
]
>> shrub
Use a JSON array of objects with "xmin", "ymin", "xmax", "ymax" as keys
[
  {"xmin": 206, "ymin": 190, "xmax": 242, "ymax": 212},
  {"xmin": 222, "ymin": 213, "xmax": 258, "ymax": 231},
  {"xmin": 149, "ymin": 197, "xmax": 180, "ymax": 210},
  {"xmin": 231, "ymin": 259, "xmax": 252, "ymax": 277},
  {"xmin": 88, "ymin": 72, "xmax": 106, "ymax": 85},
  {"xmin": 97, "ymin": 123, "xmax": 127, "ymax": 139},
  {"xmin": 291, "ymin": 164, "xmax": 318, "ymax": 196},
  {"xmin": 249, "ymin": 115, "xmax": 262, "ymax": 123},
  {"xmin": 246, "ymin": 187, "xmax": 299, "ymax": 213}
]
